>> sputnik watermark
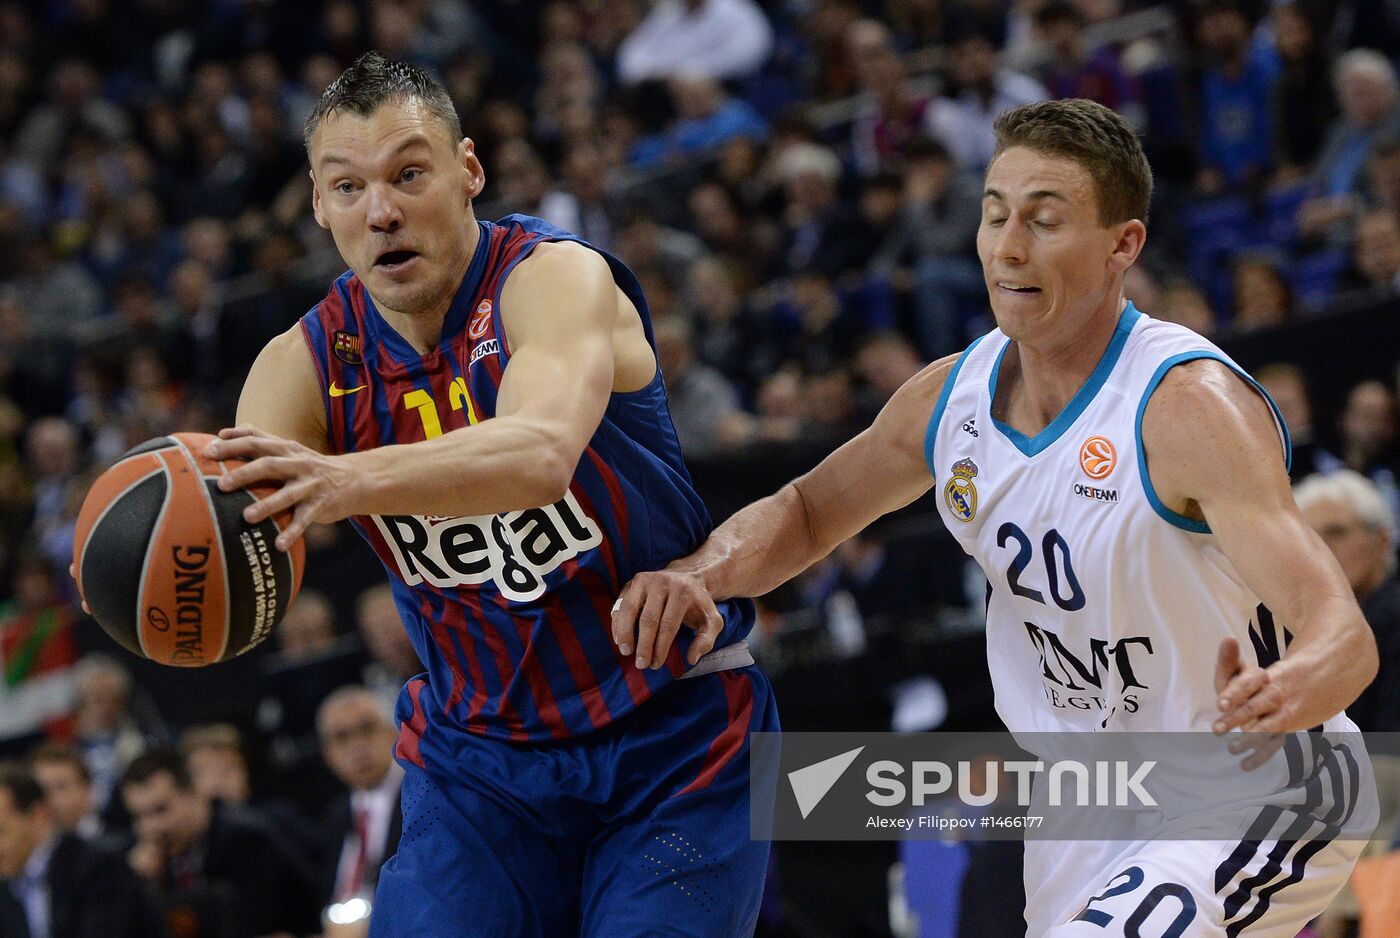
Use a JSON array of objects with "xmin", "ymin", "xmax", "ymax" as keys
[{"xmin": 864, "ymin": 758, "xmax": 1156, "ymax": 807}]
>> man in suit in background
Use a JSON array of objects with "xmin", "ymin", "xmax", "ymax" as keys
[
  {"xmin": 121, "ymin": 747, "xmax": 323, "ymax": 938},
  {"xmin": 0, "ymin": 762, "xmax": 156, "ymax": 938},
  {"xmin": 319, "ymin": 686, "xmax": 403, "ymax": 904}
]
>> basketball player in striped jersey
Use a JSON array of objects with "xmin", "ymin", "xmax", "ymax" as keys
[
  {"xmin": 614, "ymin": 100, "xmax": 1379, "ymax": 936},
  {"xmin": 200, "ymin": 53, "xmax": 776, "ymax": 936}
]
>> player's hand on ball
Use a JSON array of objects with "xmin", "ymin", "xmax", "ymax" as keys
[
  {"xmin": 204, "ymin": 425, "xmax": 353, "ymax": 550},
  {"xmin": 611, "ymin": 570, "xmax": 723, "ymax": 669},
  {"xmin": 1213, "ymin": 636, "xmax": 1290, "ymax": 770}
]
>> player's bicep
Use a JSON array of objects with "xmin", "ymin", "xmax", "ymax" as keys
[
  {"xmin": 235, "ymin": 326, "xmax": 329, "ymax": 452},
  {"xmin": 494, "ymin": 241, "xmax": 617, "ymax": 458},
  {"xmin": 794, "ymin": 355, "xmax": 955, "ymax": 548}
]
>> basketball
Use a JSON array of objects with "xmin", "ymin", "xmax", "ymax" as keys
[{"xmin": 71, "ymin": 432, "xmax": 305, "ymax": 667}]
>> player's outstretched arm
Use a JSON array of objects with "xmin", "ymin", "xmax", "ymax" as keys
[
  {"xmin": 613, "ymin": 352, "xmax": 958, "ymax": 668},
  {"xmin": 208, "ymin": 240, "xmax": 622, "ymax": 547},
  {"xmin": 1142, "ymin": 360, "xmax": 1379, "ymax": 735}
]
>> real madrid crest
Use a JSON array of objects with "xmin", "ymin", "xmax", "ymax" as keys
[{"xmin": 944, "ymin": 457, "xmax": 979, "ymax": 522}]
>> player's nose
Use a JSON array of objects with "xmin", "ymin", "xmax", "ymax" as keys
[
  {"xmin": 364, "ymin": 182, "xmax": 404, "ymax": 233},
  {"xmin": 989, "ymin": 217, "xmax": 1029, "ymax": 265}
]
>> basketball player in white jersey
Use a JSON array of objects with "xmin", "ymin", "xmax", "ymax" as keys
[{"xmin": 611, "ymin": 99, "xmax": 1380, "ymax": 936}]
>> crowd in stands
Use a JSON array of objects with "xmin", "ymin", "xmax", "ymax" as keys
[{"xmin": 0, "ymin": 0, "xmax": 1398, "ymax": 935}]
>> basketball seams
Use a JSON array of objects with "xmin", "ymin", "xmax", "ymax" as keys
[
  {"xmin": 78, "ymin": 462, "xmax": 166, "ymax": 655},
  {"xmin": 172, "ymin": 435, "xmax": 233, "ymax": 662},
  {"xmin": 131, "ymin": 461, "xmax": 176, "ymax": 661}
]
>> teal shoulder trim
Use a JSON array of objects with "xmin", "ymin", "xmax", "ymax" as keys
[
  {"xmin": 924, "ymin": 335, "xmax": 987, "ymax": 479},
  {"xmin": 1134, "ymin": 350, "xmax": 1293, "ymax": 533}
]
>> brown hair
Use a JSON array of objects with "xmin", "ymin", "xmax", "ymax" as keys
[
  {"xmin": 28, "ymin": 742, "xmax": 91, "ymax": 784},
  {"xmin": 992, "ymin": 99, "xmax": 1153, "ymax": 226}
]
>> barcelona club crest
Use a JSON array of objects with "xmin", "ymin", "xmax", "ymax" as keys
[
  {"xmin": 944, "ymin": 457, "xmax": 979, "ymax": 522},
  {"xmin": 333, "ymin": 330, "xmax": 363, "ymax": 365}
]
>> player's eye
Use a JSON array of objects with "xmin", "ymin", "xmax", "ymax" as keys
[
  {"xmin": 400, "ymin": 168, "xmax": 422, "ymax": 183},
  {"xmin": 333, "ymin": 181, "xmax": 355, "ymax": 194}
]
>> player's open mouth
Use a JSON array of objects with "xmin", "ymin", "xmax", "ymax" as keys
[
  {"xmin": 997, "ymin": 282, "xmax": 1041, "ymax": 295},
  {"xmin": 374, "ymin": 250, "xmax": 420, "ymax": 272}
]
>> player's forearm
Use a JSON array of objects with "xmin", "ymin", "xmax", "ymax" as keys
[
  {"xmin": 666, "ymin": 483, "xmax": 831, "ymax": 601},
  {"xmin": 343, "ymin": 417, "xmax": 574, "ymax": 518},
  {"xmin": 1274, "ymin": 596, "xmax": 1379, "ymax": 729}
]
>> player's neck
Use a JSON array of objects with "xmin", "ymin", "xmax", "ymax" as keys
[
  {"xmin": 375, "ymin": 222, "xmax": 481, "ymax": 355},
  {"xmin": 1000, "ymin": 295, "xmax": 1126, "ymax": 434}
]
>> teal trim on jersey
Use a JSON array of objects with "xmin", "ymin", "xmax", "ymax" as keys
[
  {"xmin": 923, "ymin": 334, "xmax": 987, "ymax": 479},
  {"xmin": 1134, "ymin": 351, "xmax": 1293, "ymax": 533},
  {"xmin": 988, "ymin": 302, "xmax": 1143, "ymax": 458}
]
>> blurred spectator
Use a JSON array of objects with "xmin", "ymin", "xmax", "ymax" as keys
[
  {"xmin": 1034, "ymin": 2, "xmax": 1141, "ymax": 126},
  {"xmin": 1157, "ymin": 278, "xmax": 1218, "ymax": 337},
  {"xmin": 629, "ymin": 77, "xmax": 768, "ymax": 170},
  {"xmin": 1344, "ymin": 209, "xmax": 1400, "ymax": 296},
  {"xmin": 179, "ymin": 724, "xmax": 252, "ymax": 807},
  {"xmin": 278, "ymin": 589, "xmax": 338, "ymax": 662},
  {"xmin": 614, "ymin": 209, "xmax": 706, "ymax": 288},
  {"xmin": 686, "ymin": 181, "xmax": 771, "ymax": 289},
  {"xmin": 1255, "ymin": 363, "xmax": 1325, "ymax": 480},
  {"xmin": 120, "ymin": 748, "xmax": 322, "ymax": 938},
  {"xmin": 0, "ymin": 552, "xmax": 77, "ymax": 749},
  {"xmin": 318, "ymin": 687, "xmax": 402, "ymax": 904},
  {"xmin": 10, "ymin": 59, "xmax": 128, "ymax": 172},
  {"xmin": 12, "ymin": 239, "xmax": 103, "ymax": 338},
  {"xmin": 215, "ymin": 229, "xmax": 322, "ymax": 396},
  {"xmin": 0, "ymin": 762, "xmax": 156, "ymax": 938},
  {"xmin": 854, "ymin": 332, "xmax": 924, "ymax": 407},
  {"xmin": 683, "ymin": 255, "xmax": 783, "ymax": 393},
  {"xmin": 1192, "ymin": 1, "xmax": 1277, "ymax": 195},
  {"xmin": 1229, "ymin": 254, "xmax": 1295, "ymax": 335},
  {"xmin": 616, "ymin": 0, "xmax": 774, "ymax": 85},
  {"xmin": 72, "ymin": 654, "xmax": 159, "ymax": 822},
  {"xmin": 1298, "ymin": 50, "xmax": 1400, "ymax": 241},
  {"xmin": 356, "ymin": 584, "xmax": 423, "ymax": 717},
  {"xmin": 774, "ymin": 142, "xmax": 863, "ymax": 278},
  {"xmin": 1269, "ymin": 1, "xmax": 1335, "ymax": 180},
  {"xmin": 846, "ymin": 19, "xmax": 930, "ymax": 177},
  {"xmin": 870, "ymin": 136, "xmax": 983, "ymax": 358},
  {"xmin": 1318, "ymin": 381, "xmax": 1400, "ymax": 530},
  {"xmin": 1295, "ymin": 471, "xmax": 1400, "ymax": 731},
  {"xmin": 28, "ymin": 743, "xmax": 101, "ymax": 841},
  {"xmin": 924, "ymin": 28, "xmax": 1048, "ymax": 171},
  {"xmin": 655, "ymin": 315, "xmax": 749, "ymax": 458},
  {"xmin": 536, "ymin": 140, "xmax": 619, "ymax": 250}
]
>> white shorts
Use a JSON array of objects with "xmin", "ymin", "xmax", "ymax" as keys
[{"xmin": 1027, "ymin": 734, "xmax": 1374, "ymax": 937}]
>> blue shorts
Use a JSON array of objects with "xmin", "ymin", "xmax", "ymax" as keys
[{"xmin": 370, "ymin": 665, "xmax": 779, "ymax": 938}]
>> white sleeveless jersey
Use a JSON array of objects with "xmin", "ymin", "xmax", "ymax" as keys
[{"xmin": 927, "ymin": 302, "xmax": 1319, "ymax": 735}]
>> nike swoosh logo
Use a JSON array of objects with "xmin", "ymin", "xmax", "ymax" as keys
[{"xmin": 329, "ymin": 382, "xmax": 368, "ymax": 397}]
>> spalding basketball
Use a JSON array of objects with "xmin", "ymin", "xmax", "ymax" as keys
[{"xmin": 72, "ymin": 432, "xmax": 305, "ymax": 667}]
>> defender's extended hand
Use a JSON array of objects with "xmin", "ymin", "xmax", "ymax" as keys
[
  {"xmin": 611, "ymin": 570, "xmax": 724, "ymax": 670},
  {"xmin": 205, "ymin": 425, "xmax": 353, "ymax": 550},
  {"xmin": 1214, "ymin": 636, "xmax": 1289, "ymax": 770}
]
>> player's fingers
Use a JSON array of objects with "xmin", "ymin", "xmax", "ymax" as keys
[
  {"xmin": 215, "ymin": 424, "xmax": 265, "ymax": 441},
  {"xmin": 611, "ymin": 582, "xmax": 643, "ymax": 657},
  {"xmin": 633, "ymin": 588, "xmax": 667, "ymax": 670},
  {"xmin": 1215, "ymin": 637, "xmax": 1242, "ymax": 696},
  {"xmin": 276, "ymin": 499, "xmax": 317, "ymax": 551},
  {"xmin": 1215, "ymin": 676, "xmax": 1276, "ymax": 733},
  {"xmin": 649, "ymin": 589, "xmax": 690, "ymax": 669},
  {"xmin": 205, "ymin": 432, "xmax": 287, "ymax": 462},
  {"xmin": 687, "ymin": 598, "xmax": 724, "ymax": 666},
  {"xmin": 222, "ymin": 456, "xmax": 299, "ymax": 494},
  {"xmin": 243, "ymin": 473, "xmax": 308, "ymax": 524},
  {"xmin": 1217, "ymin": 665, "xmax": 1269, "ymax": 716},
  {"xmin": 1239, "ymin": 734, "xmax": 1285, "ymax": 772}
]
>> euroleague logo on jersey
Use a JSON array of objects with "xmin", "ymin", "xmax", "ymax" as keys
[
  {"xmin": 1075, "ymin": 436, "xmax": 1119, "ymax": 504},
  {"xmin": 468, "ymin": 299, "xmax": 494, "ymax": 340},
  {"xmin": 1079, "ymin": 436, "xmax": 1116, "ymax": 479}
]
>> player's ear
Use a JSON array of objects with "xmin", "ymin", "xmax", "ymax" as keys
[
  {"xmin": 458, "ymin": 137, "xmax": 485, "ymax": 202},
  {"xmin": 310, "ymin": 171, "xmax": 329, "ymax": 230},
  {"xmin": 1107, "ymin": 218, "xmax": 1146, "ymax": 274}
]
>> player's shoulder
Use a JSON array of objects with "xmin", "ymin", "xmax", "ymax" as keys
[
  {"xmin": 1141, "ymin": 356, "xmax": 1283, "ymax": 478},
  {"xmin": 510, "ymin": 237, "xmax": 607, "ymax": 279}
]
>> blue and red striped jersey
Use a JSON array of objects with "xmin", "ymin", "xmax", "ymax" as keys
[{"xmin": 298, "ymin": 214, "xmax": 754, "ymax": 744}]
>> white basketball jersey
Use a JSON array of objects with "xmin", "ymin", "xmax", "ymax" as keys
[{"xmin": 927, "ymin": 302, "xmax": 1310, "ymax": 735}]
